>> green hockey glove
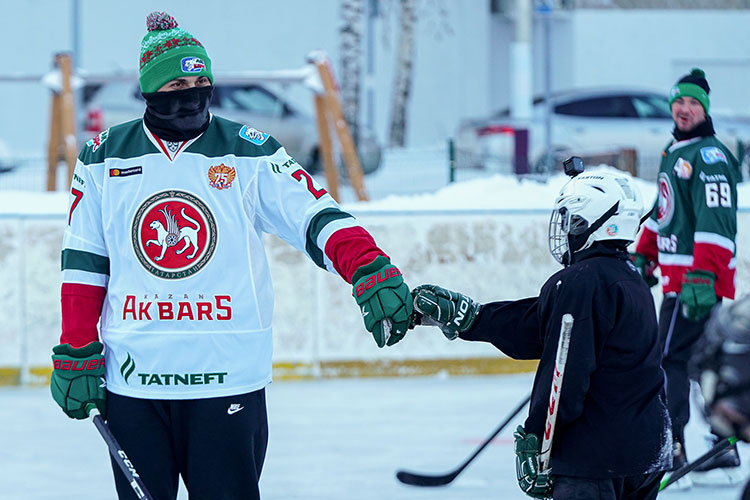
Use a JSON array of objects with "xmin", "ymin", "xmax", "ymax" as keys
[
  {"xmin": 630, "ymin": 253, "xmax": 659, "ymax": 288},
  {"xmin": 352, "ymin": 256, "xmax": 413, "ymax": 348},
  {"xmin": 681, "ymin": 270, "xmax": 717, "ymax": 321},
  {"xmin": 50, "ymin": 342, "xmax": 106, "ymax": 420},
  {"xmin": 411, "ymin": 284, "xmax": 480, "ymax": 340},
  {"xmin": 514, "ymin": 425, "xmax": 554, "ymax": 499}
]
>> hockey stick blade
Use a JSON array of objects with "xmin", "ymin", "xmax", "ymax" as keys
[
  {"xmin": 396, "ymin": 392, "xmax": 531, "ymax": 487},
  {"xmin": 659, "ymin": 435, "xmax": 738, "ymax": 491}
]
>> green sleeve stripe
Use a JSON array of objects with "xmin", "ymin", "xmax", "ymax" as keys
[
  {"xmin": 61, "ymin": 249, "xmax": 110, "ymax": 275},
  {"xmin": 305, "ymin": 208, "xmax": 354, "ymax": 269}
]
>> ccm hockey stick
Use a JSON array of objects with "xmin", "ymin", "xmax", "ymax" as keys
[
  {"xmin": 658, "ymin": 435, "xmax": 739, "ymax": 491},
  {"xmin": 396, "ymin": 391, "xmax": 532, "ymax": 487},
  {"xmin": 539, "ymin": 313, "xmax": 574, "ymax": 472},
  {"xmin": 87, "ymin": 405, "xmax": 155, "ymax": 500}
]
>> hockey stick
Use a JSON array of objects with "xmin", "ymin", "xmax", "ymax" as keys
[
  {"xmin": 539, "ymin": 313, "xmax": 574, "ymax": 472},
  {"xmin": 87, "ymin": 405, "xmax": 155, "ymax": 500},
  {"xmin": 658, "ymin": 435, "xmax": 739, "ymax": 492},
  {"xmin": 395, "ymin": 392, "xmax": 532, "ymax": 487}
]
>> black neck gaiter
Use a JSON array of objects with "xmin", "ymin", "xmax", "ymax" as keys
[
  {"xmin": 672, "ymin": 115, "xmax": 715, "ymax": 142},
  {"xmin": 142, "ymin": 86, "xmax": 213, "ymax": 142}
]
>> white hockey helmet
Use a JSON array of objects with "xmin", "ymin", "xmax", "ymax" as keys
[{"xmin": 549, "ymin": 169, "xmax": 645, "ymax": 265}]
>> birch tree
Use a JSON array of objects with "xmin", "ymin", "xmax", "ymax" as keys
[
  {"xmin": 388, "ymin": 0, "xmax": 416, "ymax": 147},
  {"xmin": 339, "ymin": 0, "xmax": 364, "ymax": 143}
]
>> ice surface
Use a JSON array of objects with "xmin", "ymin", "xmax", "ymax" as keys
[{"xmin": 1, "ymin": 373, "xmax": 748, "ymax": 499}]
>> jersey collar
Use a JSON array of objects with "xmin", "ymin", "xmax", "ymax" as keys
[
  {"xmin": 668, "ymin": 136, "xmax": 703, "ymax": 154},
  {"xmin": 142, "ymin": 115, "xmax": 212, "ymax": 162}
]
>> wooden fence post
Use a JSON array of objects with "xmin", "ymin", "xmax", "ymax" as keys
[
  {"xmin": 312, "ymin": 57, "xmax": 368, "ymax": 202},
  {"xmin": 313, "ymin": 94, "xmax": 340, "ymax": 202},
  {"xmin": 46, "ymin": 53, "xmax": 77, "ymax": 191}
]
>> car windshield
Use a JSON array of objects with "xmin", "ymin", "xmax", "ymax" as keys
[
  {"xmin": 631, "ymin": 94, "xmax": 672, "ymax": 119},
  {"xmin": 219, "ymin": 86, "xmax": 285, "ymax": 116}
]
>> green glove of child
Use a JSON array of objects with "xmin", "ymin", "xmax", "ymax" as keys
[
  {"xmin": 50, "ymin": 342, "xmax": 106, "ymax": 419},
  {"xmin": 411, "ymin": 284, "xmax": 480, "ymax": 340},
  {"xmin": 352, "ymin": 256, "xmax": 413, "ymax": 347},
  {"xmin": 681, "ymin": 269, "xmax": 717, "ymax": 321},
  {"xmin": 514, "ymin": 425, "xmax": 554, "ymax": 499},
  {"xmin": 629, "ymin": 253, "xmax": 659, "ymax": 288}
]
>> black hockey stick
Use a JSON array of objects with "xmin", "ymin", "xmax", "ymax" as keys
[
  {"xmin": 87, "ymin": 405, "xmax": 155, "ymax": 500},
  {"xmin": 658, "ymin": 435, "xmax": 739, "ymax": 491},
  {"xmin": 396, "ymin": 392, "xmax": 531, "ymax": 487}
]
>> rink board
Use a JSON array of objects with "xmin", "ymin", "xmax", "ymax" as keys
[{"xmin": 0, "ymin": 208, "xmax": 747, "ymax": 385}]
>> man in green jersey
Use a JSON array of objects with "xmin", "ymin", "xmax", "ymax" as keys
[{"xmin": 633, "ymin": 68, "xmax": 741, "ymax": 487}]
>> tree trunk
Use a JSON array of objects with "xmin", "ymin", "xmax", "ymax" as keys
[
  {"xmin": 388, "ymin": 0, "xmax": 416, "ymax": 148},
  {"xmin": 339, "ymin": 0, "xmax": 364, "ymax": 144}
]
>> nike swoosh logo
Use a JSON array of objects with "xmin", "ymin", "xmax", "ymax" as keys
[{"xmin": 227, "ymin": 406, "xmax": 245, "ymax": 415}]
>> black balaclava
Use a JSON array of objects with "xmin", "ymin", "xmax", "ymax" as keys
[{"xmin": 143, "ymin": 85, "xmax": 213, "ymax": 142}]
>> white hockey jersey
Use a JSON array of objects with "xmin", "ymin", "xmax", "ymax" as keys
[{"xmin": 62, "ymin": 116, "xmax": 371, "ymax": 399}]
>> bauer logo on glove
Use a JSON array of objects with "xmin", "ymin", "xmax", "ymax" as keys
[
  {"xmin": 352, "ymin": 256, "xmax": 413, "ymax": 348},
  {"xmin": 354, "ymin": 266, "xmax": 402, "ymax": 298}
]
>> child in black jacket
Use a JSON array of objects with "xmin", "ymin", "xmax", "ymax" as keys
[{"xmin": 411, "ymin": 168, "xmax": 672, "ymax": 500}]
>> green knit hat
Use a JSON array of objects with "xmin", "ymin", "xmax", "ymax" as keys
[
  {"xmin": 668, "ymin": 68, "xmax": 710, "ymax": 114},
  {"xmin": 138, "ymin": 12, "xmax": 213, "ymax": 93}
]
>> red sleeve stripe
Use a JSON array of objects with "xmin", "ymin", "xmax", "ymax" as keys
[
  {"xmin": 61, "ymin": 283, "xmax": 106, "ymax": 347},
  {"xmin": 693, "ymin": 241, "xmax": 734, "ymax": 276},
  {"xmin": 635, "ymin": 225, "xmax": 659, "ymax": 262},
  {"xmin": 324, "ymin": 226, "xmax": 387, "ymax": 283},
  {"xmin": 316, "ymin": 216, "xmax": 361, "ymax": 271},
  {"xmin": 694, "ymin": 231, "xmax": 735, "ymax": 253}
]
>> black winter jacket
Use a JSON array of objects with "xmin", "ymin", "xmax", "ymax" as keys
[{"xmin": 460, "ymin": 244, "xmax": 672, "ymax": 478}]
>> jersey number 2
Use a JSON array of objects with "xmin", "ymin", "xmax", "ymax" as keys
[{"xmin": 292, "ymin": 169, "xmax": 327, "ymax": 199}]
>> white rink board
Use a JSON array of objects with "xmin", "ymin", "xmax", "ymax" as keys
[{"xmin": 1, "ymin": 208, "xmax": 749, "ymax": 368}]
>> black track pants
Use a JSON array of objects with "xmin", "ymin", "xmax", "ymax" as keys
[
  {"xmin": 106, "ymin": 388, "xmax": 268, "ymax": 500},
  {"xmin": 658, "ymin": 295, "xmax": 708, "ymax": 446},
  {"xmin": 553, "ymin": 472, "xmax": 665, "ymax": 500}
]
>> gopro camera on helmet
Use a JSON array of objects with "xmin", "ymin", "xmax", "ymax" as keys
[{"xmin": 563, "ymin": 156, "xmax": 585, "ymax": 177}]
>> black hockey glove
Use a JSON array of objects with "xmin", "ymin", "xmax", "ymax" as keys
[
  {"xmin": 411, "ymin": 284, "xmax": 480, "ymax": 340},
  {"xmin": 514, "ymin": 425, "xmax": 553, "ymax": 499}
]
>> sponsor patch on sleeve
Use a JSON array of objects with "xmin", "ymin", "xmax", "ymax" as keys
[
  {"xmin": 86, "ymin": 129, "xmax": 109, "ymax": 152},
  {"xmin": 673, "ymin": 157, "xmax": 693, "ymax": 179},
  {"xmin": 239, "ymin": 125, "xmax": 269, "ymax": 145},
  {"xmin": 700, "ymin": 146, "xmax": 728, "ymax": 165}
]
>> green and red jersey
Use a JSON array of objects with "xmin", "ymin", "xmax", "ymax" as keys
[{"xmin": 636, "ymin": 134, "xmax": 739, "ymax": 298}]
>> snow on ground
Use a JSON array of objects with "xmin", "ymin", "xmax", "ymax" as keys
[
  {"xmin": 1, "ymin": 374, "xmax": 749, "ymax": 500},
  {"xmin": 2, "ymin": 146, "xmax": 748, "ymax": 215}
]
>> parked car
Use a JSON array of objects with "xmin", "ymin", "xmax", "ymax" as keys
[
  {"xmin": 0, "ymin": 138, "xmax": 15, "ymax": 173},
  {"xmin": 454, "ymin": 87, "xmax": 750, "ymax": 180},
  {"xmin": 79, "ymin": 80, "xmax": 382, "ymax": 175}
]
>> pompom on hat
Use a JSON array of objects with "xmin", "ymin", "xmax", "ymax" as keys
[
  {"xmin": 138, "ymin": 12, "xmax": 213, "ymax": 93},
  {"xmin": 669, "ymin": 68, "xmax": 710, "ymax": 114}
]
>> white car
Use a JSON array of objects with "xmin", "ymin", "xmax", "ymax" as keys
[
  {"xmin": 454, "ymin": 88, "xmax": 750, "ymax": 180},
  {"xmin": 0, "ymin": 138, "xmax": 14, "ymax": 173},
  {"xmin": 79, "ymin": 80, "xmax": 382, "ymax": 175}
]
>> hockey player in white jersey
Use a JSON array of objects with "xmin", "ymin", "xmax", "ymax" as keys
[{"xmin": 49, "ymin": 12, "xmax": 412, "ymax": 500}]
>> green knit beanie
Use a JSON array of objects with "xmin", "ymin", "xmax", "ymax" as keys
[
  {"xmin": 138, "ymin": 12, "xmax": 213, "ymax": 93},
  {"xmin": 668, "ymin": 68, "xmax": 710, "ymax": 114}
]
